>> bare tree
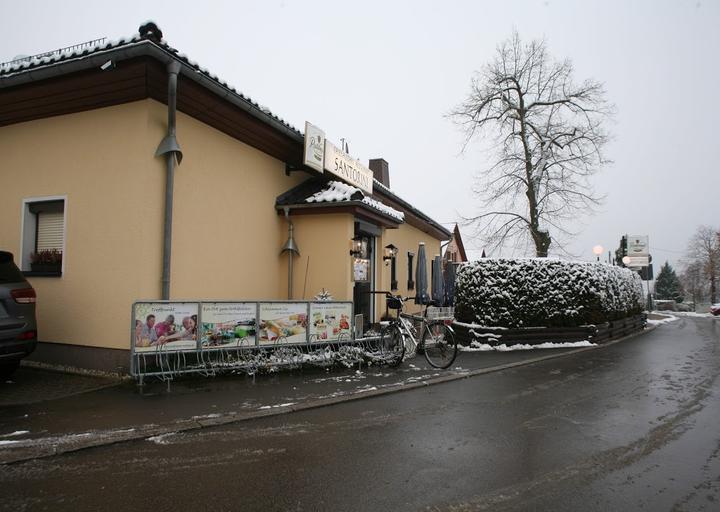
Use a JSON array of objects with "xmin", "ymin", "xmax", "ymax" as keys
[
  {"xmin": 451, "ymin": 32, "xmax": 613, "ymax": 257},
  {"xmin": 686, "ymin": 225, "xmax": 719, "ymax": 304},
  {"xmin": 679, "ymin": 260, "xmax": 705, "ymax": 309}
]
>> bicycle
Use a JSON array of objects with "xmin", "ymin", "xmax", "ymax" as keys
[{"xmin": 374, "ymin": 292, "xmax": 458, "ymax": 369}]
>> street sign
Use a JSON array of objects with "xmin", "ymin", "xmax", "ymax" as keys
[{"xmin": 626, "ymin": 235, "xmax": 649, "ymax": 268}]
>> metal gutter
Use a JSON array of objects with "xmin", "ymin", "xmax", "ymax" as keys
[
  {"xmin": 371, "ymin": 181, "xmax": 452, "ymax": 238},
  {"xmin": 276, "ymin": 201, "xmax": 403, "ymax": 226},
  {"xmin": 0, "ymin": 40, "xmax": 303, "ymax": 143}
]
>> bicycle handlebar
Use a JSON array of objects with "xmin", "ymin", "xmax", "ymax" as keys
[{"xmin": 368, "ymin": 290, "xmax": 415, "ymax": 302}]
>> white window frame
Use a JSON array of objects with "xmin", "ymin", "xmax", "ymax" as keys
[{"xmin": 19, "ymin": 195, "xmax": 68, "ymax": 274}]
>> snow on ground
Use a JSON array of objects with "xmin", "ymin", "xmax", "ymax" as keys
[
  {"xmin": 669, "ymin": 311, "xmax": 715, "ymax": 318},
  {"xmin": 460, "ymin": 340, "xmax": 596, "ymax": 352},
  {"xmin": 147, "ymin": 433, "xmax": 176, "ymax": 445},
  {"xmin": 647, "ymin": 315, "xmax": 680, "ymax": 325},
  {"xmin": 0, "ymin": 431, "xmax": 29, "ymax": 438}
]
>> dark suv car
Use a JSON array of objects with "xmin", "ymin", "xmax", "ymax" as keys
[{"xmin": 0, "ymin": 251, "xmax": 37, "ymax": 376}]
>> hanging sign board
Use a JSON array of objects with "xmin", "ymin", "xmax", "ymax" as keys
[
  {"xmin": 303, "ymin": 122, "xmax": 325, "ymax": 173},
  {"xmin": 323, "ymin": 140, "xmax": 374, "ymax": 195}
]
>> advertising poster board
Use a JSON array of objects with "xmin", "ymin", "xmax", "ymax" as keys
[
  {"xmin": 309, "ymin": 302, "xmax": 353, "ymax": 342},
  {"xmin": 133, "ymin": 302, "xmax": 198, "ymax": 352},
  {"xmin": 258, "ymin": 302, "xmax": 308, "ymax": 345},
  {"xmin": 200, "ymin": 302, "xmax": 256, "ymax": 348}
]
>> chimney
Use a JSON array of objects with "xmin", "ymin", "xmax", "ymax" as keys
[{"xmin": 368, "ymin": 158, "xmax": 390, "ymax": 188}]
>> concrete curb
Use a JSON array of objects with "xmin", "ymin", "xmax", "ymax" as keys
[{"xmin": 0, "ymin": 325, "xmax": 655, "ymax": 465}]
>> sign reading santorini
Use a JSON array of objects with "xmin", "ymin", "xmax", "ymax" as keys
[{"xmin": 323, "ymin": 140, "xmax": 374, "ymax": 195}]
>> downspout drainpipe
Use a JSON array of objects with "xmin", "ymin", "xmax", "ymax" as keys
[
  {"xmin": 155, "ymin": 60, "xmax": 183, "ymax": 300},
  {"xmin": 280, "ymin": 207, "xmax": 300, "ymax": 300},
  {"xmin": 288, "ymin": 225, "xmax": 294, "ymax": 300}
]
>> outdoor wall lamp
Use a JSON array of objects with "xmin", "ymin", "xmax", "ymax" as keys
[
  {"xmin": 383, "ymin": 244, "xmax": 398, "ymax": 265},
  {"xmin": 350, "ymin": 237, "xmax": 365, "ymax": 257}
]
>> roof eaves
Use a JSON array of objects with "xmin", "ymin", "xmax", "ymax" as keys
[
  {"xmin": 371, "ymin": 178, "xmax": 451, "ymax": 238},
  {"xmin": 276, "ymin": 200, "xmax": 402, "ymax": 226},
  {"xmin": 0, "ymin": 35, "xmax": 303, "ymax": 141}
]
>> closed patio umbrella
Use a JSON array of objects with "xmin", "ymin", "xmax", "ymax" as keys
[
  {"xmin": 444, "ymin": 261, "xmax": 457, "ymax": 307},
  {"xmin": 414, "ymin": 243, "xmax": 430, "ymax": 305},
  {"xmin": 431, "ymin": 255, "xmax": 445, "ymax": 306}
]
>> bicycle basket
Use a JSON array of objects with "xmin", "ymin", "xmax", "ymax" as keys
[{"xmin": 386, "ymin": 296, "xmax": 403, "ymax": 310}]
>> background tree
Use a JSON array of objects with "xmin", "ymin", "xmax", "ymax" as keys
[
  {"xmin": 452, "ymin": 32, "xmax": 613, "ymax": 257},
  {"xmin": 686, "ymin": 225, "xmax": 719, "ymax": 304},
  {"xmin": 655, "ymin": 261, "xmax": 683, "ymax": 303},
  {"xmin": 680, "ymin": 260, "xmax": 705, "ymax": 309}
]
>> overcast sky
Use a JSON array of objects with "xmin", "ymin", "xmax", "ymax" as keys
[{"xmin": 2, "ymin": 0, "xmax": 717, "ymax": 267}]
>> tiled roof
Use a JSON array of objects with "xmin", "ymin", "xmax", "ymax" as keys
[
  {"xmin": 371, "ymin": 178, "xmax": 452, "ymax": 238},
  {"xmin": 276, "ymin": 178, "xmax": 404, "ymax": 222},
  {"xmin": 0, "ymin": 26, "xmax": 301, "ymax": 136}
]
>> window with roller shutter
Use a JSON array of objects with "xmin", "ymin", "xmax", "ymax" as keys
[{"xmin": 21, "ymin": 198, "xmax": 65, "ymax": 275}]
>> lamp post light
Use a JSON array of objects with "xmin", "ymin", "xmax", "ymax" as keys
[{"xmin": 592, "ymin": 245, "xmax": 604, "ymax": 262}]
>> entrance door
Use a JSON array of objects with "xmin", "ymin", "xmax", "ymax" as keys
[{"xmin": 352, "ymin": 233, "xmax": 375, "ymax": 334}]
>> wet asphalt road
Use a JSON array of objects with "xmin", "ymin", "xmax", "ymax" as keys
[{"xmin": 2, "ymin": 315, "xmax": 719, "ymax": 512}]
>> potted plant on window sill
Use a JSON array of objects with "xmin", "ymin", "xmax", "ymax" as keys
[{"xmin": 30, "ymin": 249, "xmax": 63, "ymax": 273}]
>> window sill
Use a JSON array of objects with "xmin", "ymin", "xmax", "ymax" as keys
[{"xmin": 23, "ymin": 271, "xmax": 62, "ymax": 278}]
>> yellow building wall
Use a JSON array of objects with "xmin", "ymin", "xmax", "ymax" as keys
[
  {"xmin": 0, "ymin": 97, "xmax": 446, "ymax": 351},
  {"xmin": 144, "ymin": 100, "xmax": 305, "ymax": 301},
  {"xmin": 0, "ymin": 99, "xmax": 305, "ymax": 350},
  {"xmin": 280, "ymin": 214, "xmax": 355, "ymax": 302},
  {"xmin": 0, "ymin": 101, "xmax": 165, "ymax": 350},
  {"xmin": 376, "ymin": 223, "xmax": 443, "ymax": 319}
]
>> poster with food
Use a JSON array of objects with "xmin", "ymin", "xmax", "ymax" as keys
[
  {"xmin": 133, "ymin": 302, "xmax": 199, "ymax": 353},
  {"xmin": 258, "ymin": 302, "xmax": 308, "ymax": 345},
  {"xmin": 200, "ymin": 302, "xmax": 256, "ymax": 348},
  {"xmin": 309, "ymin": 302, "xmax": 353, "ymax": 342}
]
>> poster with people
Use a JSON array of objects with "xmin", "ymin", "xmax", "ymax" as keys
[
  {"xmin": 200, "ymin": 302, "xmax": 256, "ymax": 348},
  {"xmin": 258, "ymin": 302, "xmax": 308, "ymax": 345},
  {"xmin": 133, "ymin": 302, "xmax": 199, "ymax": 352},
  {"xmin": 309, "ymin": 302, "xmax": 353, "ymax": 342}
]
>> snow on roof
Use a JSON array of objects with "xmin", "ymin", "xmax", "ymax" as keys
[
  {"xmin": 0, "ymin": 27, "xmax": 301, "ymax": 136},
  {"xmin": 305, "ymin": 181, "xmax": 404, "ymax": 221},
  {"xmin": 0, "ymin": 36, "xmax": 139, "ymax": 74}
]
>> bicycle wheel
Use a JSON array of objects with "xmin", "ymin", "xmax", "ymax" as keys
[
  {"xmin": 379, "ymin": 324, "xmax": 405, "ymax": 367},
  {"xmin": 422, "ymin": 321, "xmax": 457, "ymax": 369}
]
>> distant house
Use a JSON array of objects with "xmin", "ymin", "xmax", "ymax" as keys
[{"xmin": 443, "ymin": 224, "xmax": 468, "ymax": 263}]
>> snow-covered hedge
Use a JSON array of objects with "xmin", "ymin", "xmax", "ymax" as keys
[{"xmin": 455, "ymin": 259, "xmax": 644, "ymax": 328}]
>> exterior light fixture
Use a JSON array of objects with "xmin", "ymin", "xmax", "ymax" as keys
[
  {"xmin": 592, "ymin": 245, "xmax": 603, "ymax": 262},
  {"xmin": 383, "ymin": 244, "xmax": 398, "ymax": 265},
  {"xmin": 350, "ymin": 237, "xmax": 365, "ymax": 257}
]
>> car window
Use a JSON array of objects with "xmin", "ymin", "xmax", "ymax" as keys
[{"xmin": 0, "ymin": 252, "xmax": 25, "ymax": 284}]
